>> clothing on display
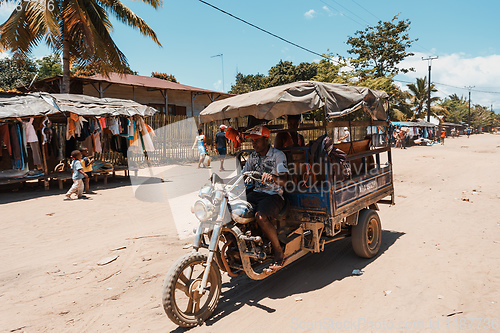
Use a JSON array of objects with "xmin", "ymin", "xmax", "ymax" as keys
[{"xmin": 0, "ymin": 124, "xmax": 12, "ymax": 157}]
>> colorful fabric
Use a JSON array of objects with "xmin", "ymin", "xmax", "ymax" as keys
[{"xmin": 0, "ymin": 124, "xmax": 12, "ymax": 157}]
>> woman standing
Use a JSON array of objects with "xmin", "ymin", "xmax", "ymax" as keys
[{"xmin": 192, "ymin": 128, "xmax": 207, "ymax": 168}]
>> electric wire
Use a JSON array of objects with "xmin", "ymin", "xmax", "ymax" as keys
[
  {"xmin": 197, "ymin": 0, "xmax": 499, "ymax": 100},
  {"xmin": 197, "ymin": 0, "xmax": 336, "ymax": 63}
]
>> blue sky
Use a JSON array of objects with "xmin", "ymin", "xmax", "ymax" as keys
[{"xmin": 1, "ymin": 0, "xmax": 499, "ymax": 111}]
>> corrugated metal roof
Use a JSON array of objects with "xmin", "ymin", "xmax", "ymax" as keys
[{"xmin": 86, "ymin": 73, "xmax": 232, "ymax": 96}]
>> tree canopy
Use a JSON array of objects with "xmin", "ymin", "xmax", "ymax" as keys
[
  {"xmin": 406, "ymin": 77, "xmax": 439, "ymax": 118},
  {"xmin": 37, "ymin": 54, "xmax": 62, "ymax": 80},
  {"xmin": 346, "ymin": 15, "xmax": 416, "ymax": 77},
  {"xmin": 0, "ymin": 0, "xmax": 162, "ymax": 92},
  {"xmin": 151, "ymin": 72, "xmax": 178, "ymax": 83},
  {"xmin": 229, "ymin": 60, "xmax": 318, "ymax": 94},
  {"xmin": 0, "ymin": 57, "xmax": 38, "ymax": 90}
]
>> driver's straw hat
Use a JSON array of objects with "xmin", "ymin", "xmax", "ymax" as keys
[
  {"xmin": 343, "ymin": 127, "xmax": 349, "ymax": 130},
  {"xmin": 247, "ymin": 125, "xmax": 270, "ymax": 139}
]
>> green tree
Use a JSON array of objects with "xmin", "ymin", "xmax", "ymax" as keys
[
  {"xmin": 0, "ymin": 0, "xmax": 161, "ymax": 93},
  {"xmin": 0, "ymin": 57, "xmax": 38, "ymax": 90},
  {"xmin": 36, "ymin": 53, "xmax": 62, "ymax": 79},
  {"xmin": 267, "ymin": 60, "xmax": 317, "ymax": 87},
  {"xmin": 439, "ymin": 94, "xmax": 468, "ymax": 124},
  {"xmin": 346, "ymin": 15, "xmax": 416, "ymax": 77},
  {"xmin": 229, "ymin": 72, "xmax": 267, "ymax": 94},
  {"xmin": 151, "ymin": 72, "xmax": 178, "ymax": 83},
  {"xmin": 406, "ymin": 77, "xmax": 439, "ymax": 119},
  {"xmin": 72, "ymin": 63, "xmax": 137, "ymax": 77}
]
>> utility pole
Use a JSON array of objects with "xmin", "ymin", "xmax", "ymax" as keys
[
  {"xmin": 465, "ymin": 86, "xmax": 475, "ymax": 127},
  {"xmin": 211, "ymin": 53, "xmax": 224, "ymax": 92},
  {"xmin": 422, "ymin": 56, "xmax": 438, "ymax": 122}
]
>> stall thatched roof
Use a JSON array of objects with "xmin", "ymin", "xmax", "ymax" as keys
[{"xmin": 0, "ymin": 92, "xmax": 157, "ymax": 120}]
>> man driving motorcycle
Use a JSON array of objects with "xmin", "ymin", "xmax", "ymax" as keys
[{"xmin": 242, "ymin": 125, "xmax": 288, "ymax": 270}]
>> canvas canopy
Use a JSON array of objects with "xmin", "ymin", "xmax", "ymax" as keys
[
  {"xmin": 199, "ymin": 81, "xmax": 389, "ymax": 123},
  {"xmin": 0, "ymin": 92, "xmax": 157, "ymax": 120}
]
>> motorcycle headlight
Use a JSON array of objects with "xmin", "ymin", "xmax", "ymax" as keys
[{"xmin": 192, "ymin": 198, "xmax": 214, "ymax": 221}]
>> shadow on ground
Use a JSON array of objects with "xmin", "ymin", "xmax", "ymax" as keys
[
  {"xmin": 0, "ymin": 175, "xmax": 158, "ymax": 204},
  {"xmin": 170, "ymin": 230, "xmax": 404, "ymax": 332}
]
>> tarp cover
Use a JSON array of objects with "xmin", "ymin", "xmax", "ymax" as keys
[
  {"xmin": 0, "ymin": 92, "xmax": 157, "ymax": 120},
  {"xmin": 199, "ymin": 81, "xmax": 388, "ymax": 123}
]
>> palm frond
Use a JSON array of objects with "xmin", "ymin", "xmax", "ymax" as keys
[
  {"xmin": 0, "ymin": 1, "xmax": 51, "ymax": 56},
  {"xmin": 97, "ymin": 0, "xmax": 161, "ymax": 46}
]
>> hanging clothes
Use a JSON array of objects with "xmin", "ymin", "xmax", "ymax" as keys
[
  {"xmin": 136, "ymin": 117, "xmax": 154, "ymax": 152},
  {"xmin": 42, "ymin": 117, "xmax": 53, "ymax": 144},
  {"xmin": 92, "ymin": 133, "xmax": 102, "ymax": 153},
  {"xmin": 24, "ymin": 118, "xmax": 38, "ymax": 143},
  {"xmin": 98, "ymin": 117, "xmax": 106, "ymax": 130},
  {"xmin": 30, "ymin": 142, "xmax": 42, "ymax": 168},
  {"xmin": 76, "ymin": 117, "xmax": 91, "ymax": 141},
  {"xmin": 0, "ymin": 124, "xmax": 12, "ymax": 157},
  {"xmin": 9, "ymin": 123, "xmax": 22, "ymax": 167},
  {"xmin": 107, "ymin": 118, "xmax": 120, "ymax": 135},
  {"xmin": 128, "ymin": 118, "xmax": 134, "ymax": 138}
]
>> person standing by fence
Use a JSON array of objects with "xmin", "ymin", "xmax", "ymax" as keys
[
  {"xmin": 192, "ymin": 128, "xmax": 207, "ymax": 168},
  {"xmin": 215, "ymin": 125, "xmax": 228, "ymax": 172}
]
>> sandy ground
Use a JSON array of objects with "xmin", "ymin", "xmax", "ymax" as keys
[{"xmin": 1, "ymin": 133, "xmax": 499, "ymax": 333}]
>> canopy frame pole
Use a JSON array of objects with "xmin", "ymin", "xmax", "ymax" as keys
[{"xmin": 322, "ymin": 97, "xmax": 328, "ymax": 136}]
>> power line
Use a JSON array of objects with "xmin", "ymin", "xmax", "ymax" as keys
[
  {"xmin": 322, "ymin": 0, "xmax": 372, "ymax": 26},
  {"xmin": 394, "ymin": 79, "xmax": 500, "ymax": 95},
  {"xmin": 350, "ymin": 0, "xmax": 381, "ymax": 21},
  {"xmin": 197, "ymin": 0, "xmax": 337, "ymax": 63}
]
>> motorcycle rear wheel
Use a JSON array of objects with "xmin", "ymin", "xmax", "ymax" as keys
[{"xmin": 162, "ymin": 252, "xmax": 222, "ymax": 327}]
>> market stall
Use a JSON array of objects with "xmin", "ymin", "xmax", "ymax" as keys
[
  {"xmin": 390, "ymin": 120, "xmax": 438, "ymax": 146},
  {"xmin": 0, "ymin": 92, "xmax": 157, "ymax": 189}
]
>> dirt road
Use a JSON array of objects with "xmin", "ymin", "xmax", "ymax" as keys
[{"xmin": 1, "ymin": 133, "xmax": 499, "ymax": 332}]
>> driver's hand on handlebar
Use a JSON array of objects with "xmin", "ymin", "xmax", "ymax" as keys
[{"xmin": 261, "ymin": 172, "xmax": 275, "ymax": 183}]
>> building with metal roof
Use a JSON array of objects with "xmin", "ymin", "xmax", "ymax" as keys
[{"xmin": 21, "ymin": 73, "xmax": 233, "ymax": 117}]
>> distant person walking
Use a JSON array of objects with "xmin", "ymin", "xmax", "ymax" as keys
[
  {"xmin": 215, "ymin": 124, "xmax": 228, "ymax": 171},
  {"xmin": 440, "ymin": 129, "xmax": 446, "ymax": 145},
  {"xmin": 64, "ymin": 150, "xmax": 88, "ymax": 200},
  {"xmin": 192, "ymin": 128, "xmax": 207, "ymax": 168},
  {"xmin": 466, "ymin": 127, "xmax": 471, "ymax": 138},
  {"xmin": 399, "ymin": 130, "xmax": 407, "ymax": 149}
]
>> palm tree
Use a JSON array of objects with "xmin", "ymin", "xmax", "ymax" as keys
[
  {"xmin": 406, "ymin": 77, "xmax": 439, "ymax": 119},
  {"xmin": 0, "ymin": 0, "xmax": 162, "ymax": 93}
]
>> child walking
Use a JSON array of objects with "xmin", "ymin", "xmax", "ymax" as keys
[
  {"xmin": 80, "ymin": 148, "xmax": 95, "ymax": 194},
  {"xmin": 64, "ymin": 150, "xmax": 88, "ymax": 200}
]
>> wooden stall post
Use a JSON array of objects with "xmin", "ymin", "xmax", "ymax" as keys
[{"xmin": 41, "ymin": 143, "xmax": 49, "ymax": 190}]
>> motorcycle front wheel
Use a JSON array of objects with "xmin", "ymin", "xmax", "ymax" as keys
[{"xmin": 162, "ymin": 252, "xmax": 222, "ymax": 327}]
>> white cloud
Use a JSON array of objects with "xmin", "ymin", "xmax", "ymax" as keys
[
  {"xmin": 322, "ymin": 5, "xmax": 334, "ymax": 16},
  {"xmin": 304, "ymin": 9, "xmax": 316, "ymax": 19},
  {"xmin": 213, "ymin": 79, "xmax": 222, "ymax": 91},
  {"xmin": 0, "ymin": 52, "xmax": 9, "ymax": 59},
  {"xmin": 398, "ymin": 52, "xmax": 500, "ymax": 110}
]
